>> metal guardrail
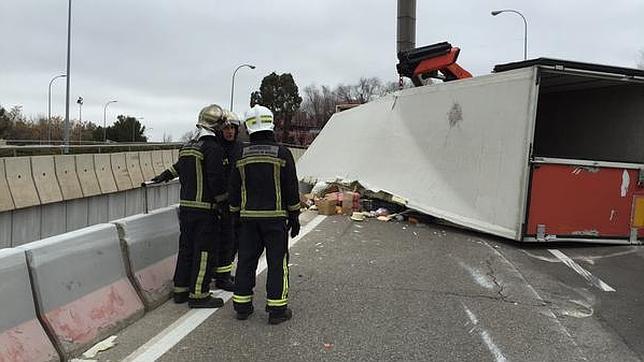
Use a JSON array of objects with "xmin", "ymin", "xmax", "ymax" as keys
[{"xmin": 0, "ymin": 141, "xmax": 182, "ymax": 157}]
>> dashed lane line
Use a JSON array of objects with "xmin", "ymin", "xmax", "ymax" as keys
[
  {"xmin": 462, "ymin": 303, "xmax": 508, "ymax": 362},
  {"xmin": 548, "ymin": 249, "xmax": 616, "ymax": 292}
]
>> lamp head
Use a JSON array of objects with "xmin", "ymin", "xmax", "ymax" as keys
[{"xmin": 491, "ymin": 10, "xmax": 502, "ymax": 16}]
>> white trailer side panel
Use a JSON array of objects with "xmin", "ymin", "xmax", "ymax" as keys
[{"xmin": 297, "ymin": 68, "xmax": 537, "ymax": 239}]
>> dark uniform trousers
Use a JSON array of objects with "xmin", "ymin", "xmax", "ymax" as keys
[
  {"xmin": 233, "ymin": 219, "xmax": 289, "ymax": 314},
  {"xmin": 214, "ymin": 211, "xmax": 236, "ymax": 278},
  {"xmin": 174, "ymin": 208, "xmax": 220, "ymax": 299}
]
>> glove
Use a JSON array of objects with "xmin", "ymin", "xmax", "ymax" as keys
[
  {"xmin": 151, "ymin": 170, "xmax": 173, "ymax": 184},
  {"xmin": 287, "ymin": 214, "xmax": 300, "ymax": 238}
]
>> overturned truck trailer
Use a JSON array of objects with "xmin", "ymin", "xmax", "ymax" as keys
[{"xmin": 298, "ymin": 59, "xmax": 644, "ymax": 244}]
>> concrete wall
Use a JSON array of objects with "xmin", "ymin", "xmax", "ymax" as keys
[
  {"xmin": 0, "ymin": 150, "xmax": 180, "ymax": 248},
  {"xmin": 0, "ymin": 205, "xmax": 181, "ymax": 360}
]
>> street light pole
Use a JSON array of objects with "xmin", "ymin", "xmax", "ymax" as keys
[
  {"xmin": 48, "ymin": 74, "xmax": 66, "ymax": 144},
  {"xmin": 103, "ymin": 100, "xmax": 117, "ymax": 142},
  {"xmin": 491, "ymin": 9, "xmax": 528, "ymax": 60},
  {"xmin": 76, "ymin": 96, "xmax": 83, "ymax": 144},
  {"xmin": 230, "ymin": 63, "xmax": 256, "ymax": 112},
  {"xmin": 63, "ymin": 0, "xmax": 72, "ymax": 153}
]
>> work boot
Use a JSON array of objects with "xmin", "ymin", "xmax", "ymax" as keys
[
  {"xmin": 173, "ymin": 291, "xmax": 189, "ymax": 304},
  {"xmin": 188, "ymin": 295, "xmax": 224, "ymax": 309},
  {"xmin": 215, "ymin": 277, "xmax": 235, "ymax": 292},
  {"xmin": 236, "ymin": 306, "xmax": 254, "ymax": 320},
  {"xmin": 268, "ymin": 308, "xmax": 293, "ymax": 325}
]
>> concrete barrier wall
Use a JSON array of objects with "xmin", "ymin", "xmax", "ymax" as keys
[
  {"xmin": 66, "ymin": 198, "xmax": 89, "ymax": 232},
  {"xmin": 54, "ymin": 155, "xmax": 83, "ymax": 200},
  {"xmin": 167, "ymin": 180, "xmax": 180, "ymax": 204},
  {"xmin": 139, "ymin": 151, "xmax": 156, "ymax": 181},
  {"xmin": 0, "ymin": 158, "xmax": 15, "ymax": 212},
  {"xmin": 172, "ymin": 148, "xmax": 179, "ymax": 163},
  {"xmin": 111, "ymin": 152, "xmax": 133, "ymax": 191},
  {"xmin": 31, "ymin": 156, "xmax": 63, "ymax": 205},
  {"xmin": 126, "ymin": 152, "xmax": 144, "ymax": 186},
  {"xmin": 0, "ymin": 248, "xmax": 60, "ymax": 362},
  {"xmin": 76, "ymin": 154, "xmax": 102, "ymax": 197},
  {"xmin": 145, "ymin": 183, "xmax": 169, "ymax": 211},
  {"xmin": 162, "ymin": 149, "xmax": 174, "ymax": 170},
  {"xmin": 125, "ymin": 189, "xmax": 145, "ymax": 216},
  {"xmin": 21, "ymin": 224, "xmax": 145, "ymax": 358},
  {"xmin": 0, "ymin": 212, "xmax": 11, "ymax": 249},
  {"xmin": 0, "ymin": 149, "xmax": 181, "ymax": 247},
  {"xmin": 88, "ymin": 195, "xmax": 109, "ymax": 225},
  {"xmin": 12, "ymin": 207, "xmax": 42, "ymax": 246},
  {"xmin": 41, "ymin": 203, "xmax": 66, "ymax": 239},
  {"xmin": 114, "ymin": 206, "xmax": 179, "ymax": 308},
  {"xmin": 151, "ymin": 150, "xmax": 165, "ymax": 175},
  {"xmin": 94, "ymin": 154, "xmax": 118, "ymax": 194},
  {"xmin": 0, "ymin": 195, "xmax": 187, "ymax": 360},
  {"xmin": 5, "ymin": 157, "xmax": 40, "ymax": 209}
]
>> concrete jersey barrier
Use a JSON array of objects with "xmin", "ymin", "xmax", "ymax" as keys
[
  {"xmin": 111, "ymin": 153, "xmax": 133, "ymax": 191},
  {"xmin": 139, "ymin": 151, "xmax": 156, "ymax": 181},
  {"xmin": 31, "ymin": 156, "xmax": 64, "ymax": 204},
  {"xmin": 5, "ymin": 156, "xmax": 40, "ymax": 209},
  {"xmin": 94, "ymin": 154, "xmax": 118, "ymax": 194},
  {"xmin": 162, "ymin": 149, "xmax": 174, "ymax": 169},
  {"xmin": 54, "ymin": 155, "xmax": 83, "ymax": 200},
  {"xmin": 151, "ymin": 150, "xmax": 165, "ymax": 175},
  {"xmin": 0, "ymin": 158, "xmax": 15, "ymax": 212},
  {"xmin": 21, "ymin": 224, "xmax": 144, "ymax": 358},
  {"xmin": 126, "ymin": 152, "xmax": 144, "ymax": 186},
  {"xmin": 76, "ymin": 154, "xmax": 102, "ymax": 197},
  {"xmin": 114, "ymin": 206, "xmax": 179, "ymax": 308},
  {"xmin": 0, "ymin": 248, "xmax": 59, "ymax": 362}
]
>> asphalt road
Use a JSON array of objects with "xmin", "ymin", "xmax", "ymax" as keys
[{"xmin": 94, "ymin": 213, "xmax": 644, "ymax": 362}]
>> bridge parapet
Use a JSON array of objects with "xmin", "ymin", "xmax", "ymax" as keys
[{"xmin": 0, "ymin": 149, "xmax": 180, "ymax": 248}]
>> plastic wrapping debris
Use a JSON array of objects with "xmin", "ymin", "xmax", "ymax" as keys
[{"xmin": 82, "ymin": 335, "xmax": 118, "ymax": 358}]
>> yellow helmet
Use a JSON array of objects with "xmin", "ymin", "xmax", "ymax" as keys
[{"xmin": 197, "ymin": 104, "xmax": 226, "ymax": 131}]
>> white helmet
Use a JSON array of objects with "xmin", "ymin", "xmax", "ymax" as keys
[{"xmin": 243, "ymin": 105, "xmax": 274, "ymax": 135}]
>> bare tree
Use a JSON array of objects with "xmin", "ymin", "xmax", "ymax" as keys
[
  {"xmin": 638, "ymin": 49, "xmax": 644, "ymax": 69},
  {"xmin": 162, "ymin": 132, "xmax": 173, "ymax": 143},
  {"xmin": 179, "ymin": 129, "xmax": 197, "ymax": 143},
  {"xmin": 301, "ymin": 84, "xmax": 338, "ymax": 128}
]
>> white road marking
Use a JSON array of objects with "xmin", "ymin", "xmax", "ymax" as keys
[
  {"xmin": 482, "ymin": 240, "xmax": 587, "ymax": 359},
  {"xmin": 123, "ymin": 215, "xmax": 328, "ymax": 362},
  {"xmin": 462, "ymin": 304, "xmax": 507, "ymax": 362},
  {"xmin": 457, "ymin": 260, "xmax": 495, "ymax": 289},
  {"xmin": 548, "ymin": 249, "xmax": 616, "ymax": 292}
]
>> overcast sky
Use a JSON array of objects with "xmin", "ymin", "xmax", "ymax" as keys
[{"xmin": 1, "ymin": 0, "xmax": 642, "ymax": 141}]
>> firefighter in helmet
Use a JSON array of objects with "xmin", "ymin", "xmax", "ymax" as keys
[
  {"xmin": 152, "ymin": 104, "xmax": 229, "ymax": 308},
  {"xmin": 212, "ymin": 110, "xmax": 244, "ymax": 291},
  {"xmin": 230, "ymin": 105, "xmax": 301, "ymax": 324}
]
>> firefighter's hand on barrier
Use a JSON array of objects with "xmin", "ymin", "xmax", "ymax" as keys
[
  {"xmin": 287, "ymin": 215, "xmax": 300, "ymax": 238},
  {"xmin": 151, "ymin": 170, "xmax": 173, "ymax": 183}
]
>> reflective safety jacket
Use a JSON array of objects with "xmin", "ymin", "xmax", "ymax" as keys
[
  {"xmin": 168, "ymin": 135, "xmax": 228, "ymax": 212},
  {"xmin": 229, "ymin": 136, "xmax": 300, "ymax": 219},
  {"xmin": 221, "ymin": 139, "xmax": 243, "ymax": 184}
]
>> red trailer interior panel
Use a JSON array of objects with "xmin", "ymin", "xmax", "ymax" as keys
[{"xmin": 527, "ymin": 164, "xmax": 644, "ymax": 239}]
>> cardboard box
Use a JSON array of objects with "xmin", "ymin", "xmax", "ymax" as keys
[
  {"xmin": 316, "ymin": 199, "xmax": 337, "ymax": 215},
  {"xmin": 341, "ymin": 191, "xmax": 354, "ymax": 215}
]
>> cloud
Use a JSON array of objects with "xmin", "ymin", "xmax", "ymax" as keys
[{"xmin": 1, "ymin": 0, "xmax": 642, "ymax": 141}]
